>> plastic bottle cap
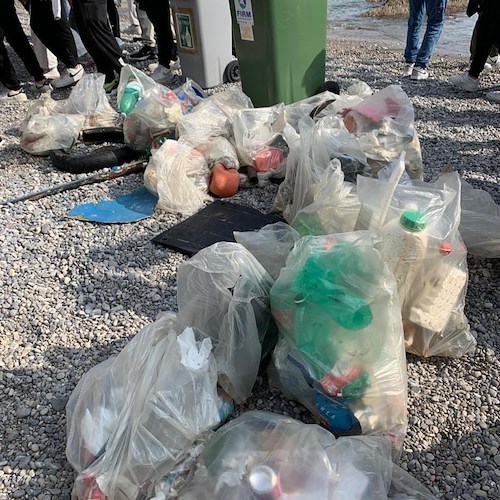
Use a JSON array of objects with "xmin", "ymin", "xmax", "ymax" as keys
[
  {"xmin": 399, "ymin": 210, "xmax": 427, "ymax": 232},
  {"xmin": 439, "ymin": 242, "xmax": 453, "ymax": 255}
]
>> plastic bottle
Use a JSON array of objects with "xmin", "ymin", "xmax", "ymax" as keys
[
  {"xmin": 379, "ymin": 210, "xmax": 428, "ymax": 306},
  {"xmin": 409, "ymin": 242, "xmax": 467, "ymax": 332},
  {"xmin": 119, "ymin": 78, "xmax": 143, "ymax": 115}
]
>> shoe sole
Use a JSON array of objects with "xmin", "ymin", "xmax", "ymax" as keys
[{"xmin": 410, "ymin": 74, "xmax": 428, "ymax": 80}]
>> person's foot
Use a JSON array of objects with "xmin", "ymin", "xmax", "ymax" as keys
[
  {"xmin": 449, "ymin": 71, "xmax": 479, "ymax": 91},
  {"xmin": 44, "ymin": 68, "xmax": 60, "ymax": 80},
  {"xmin": 124, "ymin": 24, "xmax": 141, "ymax": 37},
  {"xmin": 486, "ymin": 91, "xmax": 500, "ymax": 103},
  {"xmin": 104, "ymin": 77, "xmax": 119, "ymax": 94},
  {"xmin": 52, "ymin": 65, "xmax": 84, "ymax": 89},
  {"xmin": 129, "ymin": 45, "xmax": 157, "ymax": 61},
  {"xmin": 403, "ymin": 62, "xmax": 414, "ymax": 77},
  {"xmin": 170, "ymin": 58, "xmax": 181, "ymax": 71},
  {"xmin": 35, "ymin": 79, "xmax": 52, "ymax": 93},
  {"xmin": 487, "ymin": 55, "xmax": 500, "ymax": 68},
  {"xmin": 410, "ymin": 66, "xmax": 428, "ymax": 80},
  {"xmin": 0, "ymin": 87, "xmax": 28, "ymax": 102},
  {"xmin": 150, "ymin": 64, "xmax": 175, "ymax": 85}
]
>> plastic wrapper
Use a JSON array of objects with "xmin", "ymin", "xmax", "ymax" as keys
[
  {"xmin": 177, "ymin": 242, "xmax": 276, "ymax": 402},
  {"xmin": 233, "ymin": 104, "xmax": 288, "ymax": 172},
  {"xmin": 452, "ymin": 174, "xmax": 500, "ymax": 258},
  {"xmin": 234, "ymin": 222, "xmax": 300, "ymax": 280},
  {"xmin": 274, "ymin": 115, "xmax": 369, "ymax": 222},
  {"xmin": 124, "ymin": 86, "xmax": 183, "ymax": 152},
  {"xmin": 269, "ymin": 232, "xmax": 408, "ymax": 451},
  {"xmin": 20, "ymin": 113, "xmax": 85, "ymax": 156},
  {"xmin": 176, "ymin": 87, "xmax": 253, "ymax": 144},
  {"xmin": 179, "ymin": 412, "xmax": 434, "ymax": 500},
  {"xmin": 63, "ymin": 73, "xmax": 118, "ymax": 128},
  {"xmin": 342, "ymin": 85, "xmax": 423, "ymax": 180},
  {"xmin": 184, "ymin": 136, "xmax": 239, "ymax": 169},
  {"xmin": 291, "ymin": 160, "xmax": 361, "ymax": 237},
  {"xmin": 347, "ymin": 80, "xmax": 373, "ymax": 99},
  {"xmin": 67, "ymin": 313, "xmax": 224, "ymax": 500},
  {"xmin": 144, "ymin": 139, "xmax": 210, "ymax": 216},
  {"xmin": 356, "ymin": 172, "xmax": 475, "ymax": 357},
  {"xmin": 173, "ymin": 78, "xmax": 206, "ymax": 113}
]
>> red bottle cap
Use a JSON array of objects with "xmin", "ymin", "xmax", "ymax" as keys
[{"xmin": 439, "ymin": 242, "xmax": 453, "ymax": 255}]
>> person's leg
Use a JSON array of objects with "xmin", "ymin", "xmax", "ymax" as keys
[
  {"xmin": 30, "ymin": 0, "xmax": 80, "ymax": 69},
  {"xmin": 31, "ymin": 30, "xmax": 59, "ymax": 78},
  {"xmin": 138, "ymin": 7, "xmax": 155, "ymax": 47},
  {"xmin": 415, "ymin": 0, "xmax": 447, "ymax": 68},
  {"xmin": 404, "ymin": 0, "xmax": 426, "ymax": 64},
  {"xmin": 0, "ymin": 29, "xmax": 21, "ymax": 90},
  {"xmin": 107, "ymin": 0, "xmax": 121, "ymax": 38},
  {"xmin": 128, "ymin": 0, "xmax": 140, "ymax": 26},
  {"xmin": 0, "ymin": 0, "xmax": 45, "ymax": 82},
  {"xmin": 72, "ymin": 0, "xmax": 123, "ymax": 82}
]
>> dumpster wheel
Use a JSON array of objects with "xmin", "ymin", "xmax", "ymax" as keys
[{"xmin": 224, "ymin": 60, "xmax": 240, "ymax": 83}]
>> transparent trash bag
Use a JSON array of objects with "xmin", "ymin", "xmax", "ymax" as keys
[
  {"xmin": 67, "ymin": 313, "xmax": 223, "ymax": 500},
  {"xmin": 144, "ymin": 139, "xmax": 210, "ymax": 216},
  {"xmin": 449, "ymin": 174, "xmax": 500, "ymax": 258},
  {"xmin": 177, "ymin": 242, "xmax": 276, "ymax": 402},
  {"xmin": 269, "ymin": 232, "xmax": 408, "ymax": 451},
  {"xmin": 176, "ymin": 87, "xmax": 253, "ymax": 145},
  {"xmin": 232, "ymin": 104, "xmax": 289, "ymax": 172},
  {"xmin": 291, "ymin": 160, "xmax": 361, "ymax": 237},
  {"xmin": 274, "ymin": 115, "xmax": 369, "ymax": 222},
  {"xmin": 234, "ymin": 222, "xmax": 300, "ymax": 280},
  {"xmin": 342, "ymin": 85, "xmax": 423, "ymax": 180},
  {"xmin": 356, "ymin": 173, "xmax": 475, "ymax": 358},
  {"xmin": 178, "ymin": 412, "xmax": 434, "ymax": 500},
  {"xmin": 184, "ymin": 136, "xmax": 239, "ymax": 169},
  {"xmin": 63, "ymin": 73, "xmax": 118, "ymax": 129},
  {"xmin": 284, "ymin": 90, "xmax": 338, "ymax": 131},
  {"xmin": 117, "ymin": 64, "xmax": 159, "ymax": 110},
  {"xmin": 19, "ymin": 93, "xmax": 63, "ymax": 132},
  {"xmin": 20, "ymin": 113, "xmax": 85, "ymax": 156}
]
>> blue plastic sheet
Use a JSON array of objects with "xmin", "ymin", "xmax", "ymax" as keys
[{"xmin": 67, "ymin": 187, "xmax": 157, "ymax": 223}]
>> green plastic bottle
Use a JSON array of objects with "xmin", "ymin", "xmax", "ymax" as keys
[{"xmin": 119, "ymin": 78, "xmax": 143, "ymax": 115}]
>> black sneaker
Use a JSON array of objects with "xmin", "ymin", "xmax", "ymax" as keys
[{"xmin": 129, "ymin": 46, "xmax": 157, "ymax": 61}]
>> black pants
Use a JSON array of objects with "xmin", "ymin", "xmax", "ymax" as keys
[
  {"xmin": 470, "ymin": 19, "xmax": 498, "ymax": 61},
  {"xmin": 0, "ymin": 28, "xmax": 20, "ymax": 89},
  {"xmin": 469, "ymin": 0, "xmax": 500, "ymax": 77},
  {"xmin": 107, "ymin": 0, "xmax": 120, "ymax": 39},
  {"xmin": 73, "ymin": 0, "xmax": 123, "ymax": 81},
  {"xmin": 0, "ymin": 0, "xmax": 45, "ymax": 84},
  {"xmin": 30, "ymin": 0, "xmax": 79, "ymax": 69},
  {"xmin": 139, "ymin": 0, "xmax": 176, "ymax": 68}
]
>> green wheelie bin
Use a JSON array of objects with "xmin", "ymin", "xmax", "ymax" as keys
[{"xmin": 230, "ymin": 0, "xmax": 328, "ymax": 107}]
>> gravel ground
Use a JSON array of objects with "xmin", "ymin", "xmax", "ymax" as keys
[{"xmin": 1, "ymin": 13, "xmax": 500, "ymax": 499}]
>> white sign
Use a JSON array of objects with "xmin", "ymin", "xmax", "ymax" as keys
[
  {"xmin": 240, "ymin": 24, "xmax": 254, "ymax": 42},
  {"xmin": 234, "ymin": 0, "xmax": 254, "ymax": 26}
]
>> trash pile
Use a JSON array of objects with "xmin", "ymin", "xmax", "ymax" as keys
[{"xmin": 17, "ymin": 66, "xmax": 500, "ymax": 498}]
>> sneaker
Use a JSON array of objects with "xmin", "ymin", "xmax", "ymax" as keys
[
  {"xmin": 52, "ymin": 65, "xmax": 84, "ymax": 89},
  {"xmin": 170, "ymin": 58, "xmax": 181, "ymax": 71},
  {"xmin": 35, "ymin": 79, "xmax": 52, "ymax": 93},
  {"xmin": 44, "ymin": 68, "xmax": 60, "ymax": 80},
  {"xmin": 125, "ymin": 24, "xmax": 141, "ymax": 37},
  {"xmin": 150, "ymin": 64, "xmax": 174, "ymax": 85},
  {"xmin": 0, "ymin": 87, "xmax": 28, "ymax": 102},
  {"xmin": 487, "ymin": 55, "xmax": 500, "ymax": 68},
  {"xmin": 129, "ymin": 45, "xmax": 157, "ymax": 61},
  {"xmin": 486, "ymin": 91, "xmax": 500, "ymax": 103},
  {"xmin": 403, "ymin": 62, "xmax": 414, "ymax": 77},
  {"xmin": 115, "ymin": 37, "xmax": 124, "ymax": 48},
  {"xmin": 104, "ymin": 78, "xmax": 119, "ymax": 94},
  {"xmin": 410, "ymin": 66, "xmax": 428, "ymax": 80},
  {"xmin": 449, "ymin": 71, "xmax": 479, "ymax": 91}
]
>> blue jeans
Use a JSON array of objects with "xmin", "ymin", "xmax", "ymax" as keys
[{"xmin": 404, "ymin": 0, "xmax": 447, "ymax": 68}]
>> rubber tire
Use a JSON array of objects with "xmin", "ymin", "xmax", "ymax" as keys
[
  {"xmin": 81, "ymin": 127, "xmax": 125, "ymax": 144},
  {"xmin": 50, "ymin": 146, "xmax": 142, "ymax": 174},
  {"xmin": 224, "ymin": 60, "xmax": 240, "ymax": 83}
]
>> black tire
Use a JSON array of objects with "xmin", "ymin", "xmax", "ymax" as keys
[
  {"xmin": 224, "ymin": 60, "xmax": 240, "ymax": 83},
  {"xmin": 50, "ymin": 146, "xmax": 142, "ymax": 174},
  {"xmin": 319, "ymin": 80, "xmax": 341, "ymax": 95},
  {"xmin": 81, "ymin": 127, "xmax": 125, "ymax": 144}
]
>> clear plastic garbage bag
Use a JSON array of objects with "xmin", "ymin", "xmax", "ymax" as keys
[
  {"xmin": 183, "ymin": 136, "xmax": 239, "ymax": 169},
  {"xmin": 356, "ymin": 172, "xmax": 475, "ymax": 358},
  {"xmin": 178, "ymin": 412, "xmax": 434, "ymax": 500},
  {"xmin": 63, "ymin": 73, "xmax": 118, "ymax": 128},
  {"xmin": 234, "ymin": 222, "xmax": 300, "ymax": 280},
  {"xmin": 19, "ymin": 93, "xmax": 63, "ymax": 132},
  {"xmin": 284, "ymin": 90, "xmax": 339, "ymax": 131},
  {"xmin": 269, "ymin": 232, "xmax": 408, "ymax": 451},
  {"xmin": 144, "ymin": 139, "xmax": 210, "ymax": 216},
  {"xmin": 67, "ymin": 313, "xmax": 223, "ymax": 500},
  {"xmin": 291, "ymin": 160, "xmax": 361, "ymax": 237},
  {"xmin": 177, "ymin": 242, "xmax": 276, "ymax": 402},
  {"xmin": 176, "ymin": 87, "xmax": 253, "ymax": 145},
  {"xmin": 20, "ymin": 113, "xmax": 85, "ymax": 156},
  {"xmin": 117, "ymin": 64, "xmax": 161, "ymax": 110}
]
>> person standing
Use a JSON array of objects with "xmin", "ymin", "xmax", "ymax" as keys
[
  {"xmin": 449, "ymin": 0, "xmax": 500, "ymax": 101},
  {"xmin": 403, "ymin": 0, "xmax": 448, "ymax": 80}
]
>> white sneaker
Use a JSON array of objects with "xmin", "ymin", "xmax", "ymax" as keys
[
  {"xmin": 403, "ymin": 63, "xmax": 414, "ymax": 77},
  {"xmin": 487, "ymin": 55, "xmax": 500, "ymax": 68},
  {"xmin": 170, "ymin": 58, "xmax": 181, "ymax": 71},
  {"xmin": 449, "ymin": 72, "xmax": 479, "ymax": 91},
  {"xmin": 150, "ymin": 64, "xmax": 175, "ymax": 85},
  {"xmin": 486, "ymin": 91, "xmax": 500, "ymax": 103},
  {"xmin": 44, "ymin": 68, "xmax": 60, "ymax": 80},
  {"xmin": 52, "ymin": 65, "xmax": 84, "ymax": 89},
  {"xmin": 0, "ymin": 88, "xmax": 28, "ymax": 102},
  {"xmin": 410, "ymin": 66, "xmax": 428, "ymax": 80}
]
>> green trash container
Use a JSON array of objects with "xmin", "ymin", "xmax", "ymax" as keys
[{"xmin": 230, "ymin": 0, "xmax": 328, "ymax": 107}]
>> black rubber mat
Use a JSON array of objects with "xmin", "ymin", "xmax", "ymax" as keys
[{"xmin": 152, "ymin": 200, "xmax": 284, "ymax": 256}]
